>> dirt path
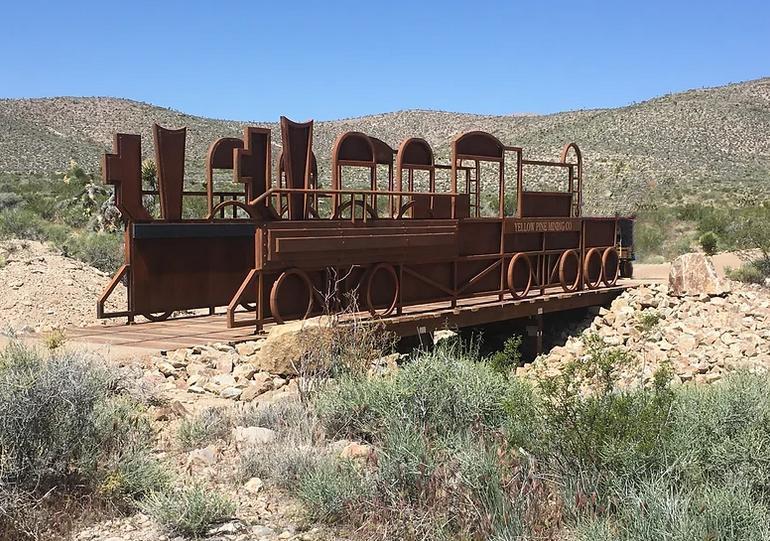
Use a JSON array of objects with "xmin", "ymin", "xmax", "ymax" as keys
[{"xmin": 634, "ymin": 251, "xmax": 748, "ymax": 281}]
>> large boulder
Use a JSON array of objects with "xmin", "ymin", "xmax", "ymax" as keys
[
  {"xmin": 668, "ymin": 253, "xmax": 731, "ymax": 297},
  {"xmin": 254, "ymin": 316, "xmax": 335, "ymax": 376}
]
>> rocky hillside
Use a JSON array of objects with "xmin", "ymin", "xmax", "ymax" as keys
[{"xmin": 2, "ymin": 78, "xmax": 770, "ymax": 212}]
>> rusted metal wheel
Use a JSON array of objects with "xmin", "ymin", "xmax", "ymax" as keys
[
  {"xmin": 365, "ymin": 263, "xmax": 399, "ymax": 317},
  {"xmin": 602, "ymin": 247, "xmax": 620, "ymax": 286},
  {"xmin": 506, "ymin": 253, "xmax": 533, "ymax": 299},
  {"xmin": 269, "ymin": 268, "xmax": 314, "ymax": 324},
  {"xmin": 332, "ymin": 200, "xmax": 378, "ymax": 220},
  {"xmin": 143, "ymin": 311, "xmax": 172, "ymax": 322},
  {"xmin": 583, "ymin": 248, "xmax": 603, "ymax": 289},
  {"xmin": 559, "ymin": 249, "xmax": 581, "ymax": 292}
]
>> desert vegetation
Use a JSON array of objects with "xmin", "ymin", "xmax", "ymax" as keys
[
  {"xmin": 633, "ymin": 199, "xmax": 770, "ymax": 283},
  {"xmin": 0, "ymin": 163, "xmax": 122, "ymax": 274},
  {"xmin": 226, "ymin": 337, "xmax": 770, "ymax": 540},
  {"xmin": 3, "ymin": 272, "xmax": 770, "ymax": 539},
  {"xmin": 0, "ymin": 342, "xmax": 234, "ymax": 540}
]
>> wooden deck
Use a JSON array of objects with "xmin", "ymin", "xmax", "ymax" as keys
[{"xmin": 67, "ymin": 279, "xmax": 644, "ymax": 353}]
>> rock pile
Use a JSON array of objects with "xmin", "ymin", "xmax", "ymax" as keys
[
  {"xmin": 146, "ymin": 340, "xmax": 301, "ymax": 404},
  {"xmin": 528, "ymin": 280, "xmax": 770, "ymax": 385}
]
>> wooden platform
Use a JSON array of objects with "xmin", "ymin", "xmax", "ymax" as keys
[{"xmin": 67, "ymin": 279, "xmax": 643, "ymax": 353}]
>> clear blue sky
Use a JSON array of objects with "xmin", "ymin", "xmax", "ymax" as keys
[{"xmin": 1, "ymin": 0, "xmax": 768, "ymax": 121}]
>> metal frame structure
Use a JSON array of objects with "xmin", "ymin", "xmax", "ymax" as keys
[{"xmin": 98, "ymin": 117, "xmax": 634, "ymax": 344}]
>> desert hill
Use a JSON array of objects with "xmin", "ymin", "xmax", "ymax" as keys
[{"xmin": 1, "ymin": 78, "xmax": 769, "ymax": 213}]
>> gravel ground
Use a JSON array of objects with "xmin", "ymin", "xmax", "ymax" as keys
[{"xmin": 0, "ymin": 239, "xmax": 126, "ymax": 333}]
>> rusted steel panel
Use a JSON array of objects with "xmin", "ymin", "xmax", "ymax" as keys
[
  {"xmin": 280, "ymin": 117, "xmax": 314, "ymax": 220},
  {"xmin": 103, "ymin": 133, "xmax": 151, "ymax": 222},
  {"xmin": 265, "ymin": 223, "xmax": 459, "ymax": 268},
  {"xmin": 453, "ymin": 131, "xmax": 505, "ymax": 159},
  {"xmin": 130, "ymin": 224, "xmax": 255, "ymax": 314},
  {"xmin": 153, "ymin": 124, "xmax": 186, "ymax": 220},
  {"xmin": 503, "ymin": 218, "xmax": 581, "ymax": 234},
  {"xmin": 234, "ymin": 127, "xmax": 271, "ymax": 202},
  {"xmin": 584, "ymin": 219, "xmax": 617, "ymax": 247},
  {"xmin": 519, "ymin": 191, "xmax": 573, "ymax": 218}
]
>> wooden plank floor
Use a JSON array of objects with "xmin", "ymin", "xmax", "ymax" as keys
[{"xmin": 67, "ymin": 279, "xmax": 645, "ymax": 353}]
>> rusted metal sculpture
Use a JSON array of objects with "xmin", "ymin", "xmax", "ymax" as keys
[
  {"xmin": 153, "ymin": 124, "xmax": 186, "ymax": 220},
  {"xmin": 98, "ymin": 117, "xmax": 634, "ymax": 346}
]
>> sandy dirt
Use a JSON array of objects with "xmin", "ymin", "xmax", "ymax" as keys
[
  {"xmin": 0, "ymin": 240, "xmax": 127, "ymax": 333},
  {"xmin": 634, "ymin": 251, "xmax": 749, "ymax": 281}
]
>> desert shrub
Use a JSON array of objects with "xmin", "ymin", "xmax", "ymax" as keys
[
  {"xmin": 240, "ymin": 441, "xmax": 320, "ymax": 489},
  {"xmin": 100, "ymin": 450, "xmax": 173, "ymax": 502},
  {"xmin": 635, "ymin": 309, "xmax": 662, "ymax": 334},
  {"xmin": 506, "ymin": 336, "xmax": 675, "ymax": 511},
  {"xmin": 486, "ymin": 335, "xmax": 523, "ymax": 376},
  {"xmin": 667, "ymin": 372, "xmax": 770, "ymax": 490},
  {"xmin": 731, "ymin": 206, "xmax": 770, "ymax": 267},
  {"xmin": 376, "ymin": 421, "xmax": 435, "ymax": 502},
  {"xmin": 0, "ymin": 192, "xmax": 24, "ymax": 211},
  {"xmin": 66, "ymin": 231, "xmax": 123, "ymax": 274},
  {"xmin": 141, "ymin": 483, "xmax": 235, "ymax": 538},
  {"xmin": 290, "ymin": 311, "xmax": 397, "ymax": 401},
  {"xmin": 291, "ymin": 335, "xmax": 770, "ymax": 539},
  {"xmin": 43, "ymin": 329, "xmax": 67, "ymax": 350},
  {"xmin": 310, "ymin": 344, "xmax": 528, "ymax": 539},
  {"xmin": 177, "ymin": 407, "xmax": 231, "ymax": 450},
  {"xmin": 0, "ymin": 208, "xmax": 48, "ymax": 240},
  {"xmin": 514, "ymin": 355, "xmax": 770, "ymax": 539},
  {"xmin": 699, "ymin": 230, "xmax": 718, "ymax": 255},
  {"xmin": 727, "ymin": 260, "xmax": 770, "ymax": 284},
  {"xmin": 238, "ymin": 400, "xmax": 325, "ymax": 488},
  {"xmin": 297, "ymin": 457, "xmax": 373, "ymax": 523},
  {"xmin": 574, "ymin": 479, "xmax": 770, "ymax": 541},
  {"xmin": 316, "ymin": 341, "xmax": 508, "ymax": 441},
  {"xmin": 0, "ymin": 342, "xmax": 166, "ymax": 539}
]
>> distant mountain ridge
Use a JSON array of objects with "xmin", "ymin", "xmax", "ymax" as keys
[{"xmin": 1, "ymin": 78, "xmax": 769, "ymax": 213}]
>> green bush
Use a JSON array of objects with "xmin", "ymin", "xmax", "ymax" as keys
[
  {"xmin": 0, "ymin": 192, "xmax": 24, "ymax": 211},
  {"xmin": 141, "ymin": 483, "xmax": 235, "ymax": 538},
  {"xmin": 237, "ymin": 400, "xmax": 323, "ymax": 488},
  {"xmin": 699, "ymin": 230, "xmax": 718, "ymax": 255},
  {"xmin": 486, "ymin": 335, "xmax": 523, "ymax": 376},
  {"xmin": 100, "ymin": 450, "xmax": 173, "ymax": 502},
  {"xmin": 506, "ymin": 336, "xmax": 675, "ymax": 510},
  {"xmin": 727, "ymin": 260, "xmax": 769, "ymax": 284},
  {"xmin": 312, "ymin": 345, "xmax": 525, "ymax": 539},
  {"xmin": 0, "ymin": 342, "xmax": 166, "ymax": 539},
  {"xmin": 227, "ymin": 332, "xmax": 770, "ymax": 540},
  {"xmin": 297, "ymin": 458, "xmax": 373, "ymax": 523},
  {"xmin": 316, "ymin": 342, "xmax": 509, "ymax": 441},
  {"xmin": 0, "ymin": 208, "xmax": 48, "ymax": 241},
  {"xmin": 66, "ymin": 232, "xmax": 123, "ymax": 274}
]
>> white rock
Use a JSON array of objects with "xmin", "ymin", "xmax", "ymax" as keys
[
  {"xmin": 232, "ymin": 426, "xmax": 277, "ymax": 445},
  {"xmin": 220, "ymin": 387, "xmax": 242, "ymax": 399},
  {"xmin": 243, "ymin": 477, "xmax": 264, "ymax": 495}
]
